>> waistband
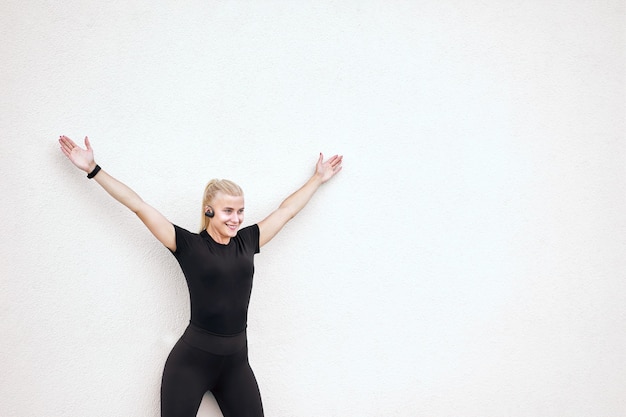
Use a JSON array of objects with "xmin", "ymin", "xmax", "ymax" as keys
[{"xmin": 181, "ymin": 322, "xmax": 247, "ymax": 355}]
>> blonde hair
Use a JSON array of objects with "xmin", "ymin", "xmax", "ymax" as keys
[{"xmin": 200, "ymin": 179, "xmax": 244, "ymax": 231}]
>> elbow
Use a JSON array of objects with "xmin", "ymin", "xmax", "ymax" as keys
[
  {"xmin": 129, "ymin": 198, "xmax": 147, "ymax": 215},
  {"xmin": 275, "ymin": 205, "xmax": 298, "ymax": 224},
  {"xmin": 279, "ymin": 204, "xmax": 298, "ymax": 221}
]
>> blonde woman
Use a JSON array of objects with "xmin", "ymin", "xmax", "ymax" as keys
[{"xmin": 59, "ymin": 135, "xmax": 343, "ymax": 417}]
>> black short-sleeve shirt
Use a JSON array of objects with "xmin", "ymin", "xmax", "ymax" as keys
[{"xmin": 170, "ymin": 224, "xmax": 260, "ymax": 335}]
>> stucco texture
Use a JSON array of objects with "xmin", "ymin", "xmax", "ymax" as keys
[{"xmin": 1, "ymin": 1, "xmax": 625, "ymax": 416}]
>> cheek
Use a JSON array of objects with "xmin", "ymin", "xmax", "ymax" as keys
[{"xmin": 217, "ymin": 213, "xmax": 231, "ymax": 222}]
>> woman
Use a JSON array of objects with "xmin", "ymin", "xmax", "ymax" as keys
[{"xmin": 58, "ymin": 135, "xmax": 343, "ymax": 417}]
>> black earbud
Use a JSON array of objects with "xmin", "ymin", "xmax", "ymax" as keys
[{"xmin": 205, "ymin": 207, "xmax": 214, "ymax": 218}]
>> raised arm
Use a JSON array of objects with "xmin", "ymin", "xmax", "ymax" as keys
[
  {"xmin": 258, "ymin": 153, "xmax": 343, "ymax": 247},
  {"xmin": 59, "ymin": 135, "xmax": 176, "ymax": 251}
]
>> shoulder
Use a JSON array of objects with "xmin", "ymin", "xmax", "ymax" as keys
[
  {"xmin": 171, "ymin": 224, "xmax": 201, "ymax": 254},
  {"xmin": 236, "ymin": 224, "xmax": 260, "ymax": 253},
  {"xmin": 239, "ymin": 224, "xmax": 259, "ymax": 234},
  {"xmin": 172, "ymin": 224, "xmax": 199, "ymax": 238}
]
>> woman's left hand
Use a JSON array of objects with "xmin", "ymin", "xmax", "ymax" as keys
[{"xmin": 316, "ymin": 153, "xmax": 343, "ymax": 183}]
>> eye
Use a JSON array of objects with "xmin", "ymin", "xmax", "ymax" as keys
[{"xmin": 238, "ymin": 209, "xmax": 245, "ymax": 214}]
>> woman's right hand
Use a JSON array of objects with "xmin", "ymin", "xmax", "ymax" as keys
[{"xmin": 59, "ymin": 135, "xmax": 97, "ymax": 173}]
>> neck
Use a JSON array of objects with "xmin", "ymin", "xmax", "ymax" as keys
[{"xmin": 206, "ymin": 227, "xmax": 230, "ymax": 245}]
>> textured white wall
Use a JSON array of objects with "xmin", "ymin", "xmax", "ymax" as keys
[{"xmin": 2, "ymin": 1, "xmax": 625, "ymax": 416}]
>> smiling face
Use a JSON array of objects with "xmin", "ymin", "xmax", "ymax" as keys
[{"xmin": 205, "ymin": 192, "xmax": 245, "ymax": 244}]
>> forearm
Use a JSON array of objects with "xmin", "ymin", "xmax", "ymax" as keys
[
  {"xmin": 257, "ymin": 153, "xmax": 341, "ymax": 247},
  {"xmin": 279, "ymin": 173, "xmax": 324, "ymax": 218},
  {"xmin": 91, "ymin": 166, "xmax": 145, "ymax": 213}
]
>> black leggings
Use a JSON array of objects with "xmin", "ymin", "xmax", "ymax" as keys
[{"xmin": 161, "ymin": 323, "xmax": 264, "ymax": 417}]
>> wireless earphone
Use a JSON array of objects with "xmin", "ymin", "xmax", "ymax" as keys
[{"xmin": 205, "ymin": 207, "xmax": 214, "ymax": 218}]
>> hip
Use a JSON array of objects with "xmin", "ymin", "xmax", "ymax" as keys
[{"xmin": 180, "ymin": 321, "xmax": 247, "ymax": 355}]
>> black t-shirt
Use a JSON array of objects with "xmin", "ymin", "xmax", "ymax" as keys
[{"xmin": 170, "ymin": 224, "xmax": 260, "ymax": 335}]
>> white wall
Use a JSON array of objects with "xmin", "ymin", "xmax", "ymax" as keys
[{"xmin": 2, "ymin": 1, "xmax": 625, "ymax": 416}]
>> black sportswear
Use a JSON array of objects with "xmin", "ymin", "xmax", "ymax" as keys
[
  {"xmin": 170, "ymin": 224, "xmax": 260, "ymax": 335},
  {"xmin": 161, "ymin": 224, "xmax": 263, "ymax": 417}
]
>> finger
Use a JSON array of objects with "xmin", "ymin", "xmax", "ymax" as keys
[
  {"xmin": 332, "ymin": 157, "xmax": 343, "ymax": 172},
  {"xmin": 328, "ymin": 155, "xmax": 341, "ymax": 167},
  {"xmin": 59, "ymin": 144, "xmax": 70, "ymax": 158},
  {"xmin": 84, "ymin": 136, "xmax": 92, "ymax": 150},
  {"xmin": 60, "ymin": 135, "xmax": 78, "ymax": 148},
  {"xmin": 59, "ymin": 137, "xmax": 73, "ymax": 154}
]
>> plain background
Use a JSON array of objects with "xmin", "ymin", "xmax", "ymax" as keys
[{"xmin": 1, "ymin": 1, "xmax": 625, "ymax": 416}]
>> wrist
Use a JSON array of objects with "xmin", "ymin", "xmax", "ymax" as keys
[
  {"xmin": 87, "ymin": 164, "xmax": 101, "ymax": 179},
  {"xmin": 311, "ymin": 172, "xmax": 324, "ymax": 185}
]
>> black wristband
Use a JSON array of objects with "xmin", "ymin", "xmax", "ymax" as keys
[{"xmin": 87, "ymin": 164, "xmax": 101, "ymax": 179}]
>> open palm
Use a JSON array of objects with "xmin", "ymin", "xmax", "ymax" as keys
[
  {"xmin": 59, "ymin": 135, "xmax": 95, "ymax": 172},
  {"xmin": 316, "ymin": 153, "xmax": 343, "ymax": 183}
]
